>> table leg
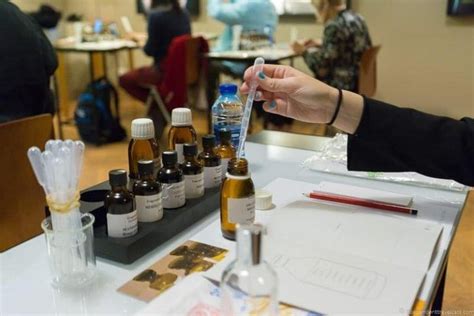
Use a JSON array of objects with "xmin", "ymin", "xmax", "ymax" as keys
[
  {"xmin": 128, "ymin": 49, "xmax": 135, "ymax": 70},
  {"xmin": 55, "ymin": 51, "xmax": 70, "ymax": 121}
]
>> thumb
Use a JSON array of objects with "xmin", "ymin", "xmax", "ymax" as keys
[{"xmin": 257, "ymin": 71, "xmax": 291, "ymax": 93}]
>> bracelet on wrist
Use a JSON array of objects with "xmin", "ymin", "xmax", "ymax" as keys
[{"xmin": 327, "ymin": 88, "xmax": 343, "ymax": 126}]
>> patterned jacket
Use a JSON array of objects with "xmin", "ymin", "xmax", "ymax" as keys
[{"xmin": 303, "ymin": 10, "xmax": 372, "ymax": 92}]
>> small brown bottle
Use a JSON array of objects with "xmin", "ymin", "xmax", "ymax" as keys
[
  {"xmin": 181, "ymin": 143, "xmax": 205, "ymax": 199},
  {"xmin": 133, "ymin": 160, "xmax": 163, "ymax": 222},
  {"xmin": 220, "ymin": 158, "xmax": 255, "ymax": 240},
  {"xmin": 105, "ymin": 169, "xmax": 138, "ymax": 238},
  {"xmin": 198, "ymin": 135, "xmax": 222, "ymax": 189},
  {"xmin": 168, "ymin": 108, "xmax": 197, "ymax": 164},
  {"xmin": 216, "ymin": 129, "xmax": 236, "ymax": 179},
  {"xmin": 128, "ymin": 118, "xmax": 160, "ymax": 182},
  {"xmin": 158, "ymin": 151, "xmax": 186, "ymax": 209}
]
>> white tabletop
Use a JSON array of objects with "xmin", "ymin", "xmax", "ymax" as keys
[
  {"xmin": 206, "ymin": 48, "xmax": 297, "ymax": 62},
  {"xmin": 0, "ymin": 142, "xmax": 466, "ymax": 315},
  {"xmin": 55, "ymin": 39, "xmax": 139, "ymax": 52}
]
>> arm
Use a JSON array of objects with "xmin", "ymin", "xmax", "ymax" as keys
[
  {"xmin": 207, "ymin": 0, "xmax": 247, "ymax": 25},
  {"xmin": 143, "ymin": 13, "xmax": 164, "ymax": 58},
  {"xmin": 303, "ymin": 23, "xmax": 340, "ymax": 79},
  {"xmin": 348, "ymin": 98, "xmax": 474, "ymax": 186}
]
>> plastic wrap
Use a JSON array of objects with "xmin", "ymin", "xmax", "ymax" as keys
[{"xmin": 303, "ymin": 134, "xmax": 466, "ymax": 192}]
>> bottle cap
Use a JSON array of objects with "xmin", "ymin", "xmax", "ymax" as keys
[
  {"xmin": 236, "ymin": 224, "xmax": 264, "ymax": 265},
  {"xmin": 202, "ymin": 134, "xmax": 216, "ymax": 148},
  {"xmin": 255, "ymin": 189, "xmax": 273, "ymax": 210},
  {"xmin": 131, "ymin": 118, "xmax": 155, "ymax": 139},
  {"xmin": 171, "ymin": 108, "xmax": 192, "ymax": 126},
  {"xmin": 138, "ymin": 160, "xmax": 154, "ymax": 176},
  {"xmin": 219, "ymin": 83, "xmax": 237, "ymax": 95},
  {"xmin": 219, "ymin": 129, "xmax": 232, "ymax": 143},
  {"xmin": 183, "ymin": 143, "xmax": 197, "ymax": 156},
  {"xmin": 109, "ymin": 169, "xmax": 127, "ymax": 187},
  {"xmin": 162, "ymin": 151, "xmax": 177, "ymax": 166}
]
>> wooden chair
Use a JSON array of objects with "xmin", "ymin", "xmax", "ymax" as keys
[
  {"xmin": 358, "ymin": 45, "xmax": 381, "ymax": 97},
  {"xmin": 0, "ymin": 114, "xmax": 54, "ymax": 252}
]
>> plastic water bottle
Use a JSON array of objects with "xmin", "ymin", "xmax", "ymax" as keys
[{"xmin": 212, "ymin": 83, "xmax": 244, "ymax": 148}]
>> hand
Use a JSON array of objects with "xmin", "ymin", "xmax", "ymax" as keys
[
  {"xmin": 125, "ymin": 32, "xmax": 147, "ymax": 43},
  {"xmin": 240, "ymin": 64, "xmax": 364, "ymax": 133},
  {"xmin": 304, "ymin": 38, "xmax": 322, "ymax": 48},
  {"xmin": 291, "ymin": 41, "xmax": 306, "ymax": 55}
]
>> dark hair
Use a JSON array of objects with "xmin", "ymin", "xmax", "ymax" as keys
[{"xmin": 151, "ymin": 0, "xmax": 182, "ymax": 13}]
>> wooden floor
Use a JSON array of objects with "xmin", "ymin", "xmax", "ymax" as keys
[{"xmin": 59, "ymin": 92, "xmax": 473, "ymax": 312}]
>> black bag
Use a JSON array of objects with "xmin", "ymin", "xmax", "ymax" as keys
[{"xmin": 74, "ymin": 77, "xmax": 126, "ymax": 145}]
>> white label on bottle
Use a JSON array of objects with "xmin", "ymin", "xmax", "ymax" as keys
[
  {"xmin": 176, "ymin": 143, "xmax": 184, "ymax": 164},
  {"xmin": 204, "ymin": 165, "xmax": 222, "ymax": 188},
  {"xmin": 221, "ymin": 158, "xmax": 230, "ymax": 178},
  {"xmin": 227, "ymin": 195, "xmax": 255, "ymax": 224},
  {"xmin": 136, "ymin": 193, "xmax": 163, "ymax": 222},
  {"xmin": 162, "ymin": 180, "xmax": 186, "ymax": 209},
  {"xmin": 184, "ymin": 173, "xmax": 204, "ymax": 199},
  {"xmin": 107, "ymin": 210, "xmax": 138, "ymax": 238}
]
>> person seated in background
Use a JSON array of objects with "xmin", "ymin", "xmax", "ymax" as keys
[
  {"xmin": 292, "ymin": 0, "xmax": 371, "ymax": 92},
  {"xmin": 207, "ymin": 0, "xmax": 284, "ymax": 131},
  {"xmin": 241, "ymin": 64, "xmax": 474, "ymax": 186},
  {"xmin": 0, "ymin": 1, "xmax": 58, "ymax": 123},
  {"xmin": 119, "ymin": 0, "xmax": 191, "ymax": 104}
]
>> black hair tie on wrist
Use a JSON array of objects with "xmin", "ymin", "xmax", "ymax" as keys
[{"xmin": 327, "ymin": 88, "xmax": 343, "ymax": 126}]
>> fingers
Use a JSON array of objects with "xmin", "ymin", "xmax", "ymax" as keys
[{"xmin": 242, "ymin": 64, "xmax": 285, "ymax": 82}]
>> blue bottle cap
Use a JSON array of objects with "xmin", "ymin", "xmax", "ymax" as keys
[{"xmin": 219, "ymin": 83, "xmax": 238, "ymax": 95}]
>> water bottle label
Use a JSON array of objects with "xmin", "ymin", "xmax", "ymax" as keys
[
  {"xmin": 162, "ymin": 181, "xmax": 186, "ymax": 209},
  {"xmin": 184, "ymin": 173, "xmax": 205, "ymax": 198},
  {"xmin": 107, "ymin": 210, "xmax": 138, "ymax": 238},
  {"xmin": 176, "ymin": 143, "xmax": 184, "ymax": 164},
  {"xmin": 227, "ymin": 195, "xmax": 255, "ymax": 224},
  {"xmin": 204, "ymin": 165, "xmax": 222, "ymax": 188},
  {"xmin": 136, "ymin": 193, "xmax": 163, "ymax": 222}
]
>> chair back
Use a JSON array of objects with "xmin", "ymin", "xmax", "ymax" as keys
[
  {"xmin": 0, "ymin": 114, "xmax": 54, "ymax": 252},
  {"xmin": 185, "ymin": 37, "xmax": 202, "ymax": 86},
  {"xmin": 358, "ymin": 45, "xmax": 381, "ymax": 97}
]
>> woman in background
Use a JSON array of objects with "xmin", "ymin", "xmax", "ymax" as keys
[
  {"xmin": 292, "ymin": 0, "xmax": 371, "ymax": 92},
  {"xmin": 119, "ymin": 0, "xmax": 191, "ymax": 103}
]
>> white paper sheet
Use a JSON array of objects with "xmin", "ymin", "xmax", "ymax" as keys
[{"xmin": 205, "ymin": 178, "xmax": 443, "ymax": 315}]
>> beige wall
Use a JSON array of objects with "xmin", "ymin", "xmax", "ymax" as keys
[
  {"xmin": 355, "ymin": 0, "xmax": 474, "ymax": 119},
  {"xmin": 12, "ymin": 0, "xmax": 474, "ymax": 119}
]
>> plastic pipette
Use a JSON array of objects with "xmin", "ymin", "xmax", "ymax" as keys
[{"xmin": 237, "ymin": 57, "xmax": 265, "ymax": 159}]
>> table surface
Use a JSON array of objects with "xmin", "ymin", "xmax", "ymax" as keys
[
  {"xmin": 206, "ymin": 48, "xmax": 298, "ymax": 62},
  {"xmin": 0, "ymin": 140, "xmax": 467, "ymax": 315},
  {"xmin": 55, "ymin": 39, "xmax": 139, "ymax": 53}
]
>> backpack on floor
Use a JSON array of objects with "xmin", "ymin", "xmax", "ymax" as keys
[{"xmin": 74, "ymin": 77, "xmax": 126, "ymax": 145}]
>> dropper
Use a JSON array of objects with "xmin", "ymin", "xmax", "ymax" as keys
[{"xmin": 237, "ymin": 57, "xmax": 265, "ymax": 159}]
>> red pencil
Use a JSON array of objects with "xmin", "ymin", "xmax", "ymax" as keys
[{"xmin": 303, "ymin": 191, "xmax": 418, "ymax": 215}]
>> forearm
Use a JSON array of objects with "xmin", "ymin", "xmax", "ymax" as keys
[
  {"xmin": 346, "ymin": 98, "xmax": 474, "ymax": 186},
  {"xmin": 326, "ymin": 88, "xmax": 364, "ymax": 134}
]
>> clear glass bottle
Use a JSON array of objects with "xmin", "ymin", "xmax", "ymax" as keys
[
  {"xmin": 158, "ymin": 151, "xmax": 185, "ymax": 209},
  {"xmin": 168, "ymin": 108, "xmax": 197, "ymax": 164},
  {"xmin": 221, "ymin": 224, "xmax": 278, "ymax": 315},
  {"xmin": 216, "ymin": 129, "xmax": 236, "ymax": 179},
  {"xmin": 181, "ymin": 143, "xmax": 205, "ymax": 199},
  {"xmin": 105, "ymin": 169, "xmax": 138, "ymax": 238},
  {"xmin": 128, "ymin": 118, "xmax": 160, "ymax": 182},
  {"xmin": 212, "ymin": 83, "xmax": 244, "ymax": 148},
  {"xmin": 133, "ymin": 160, "xmax": 163, "ymax": 222},
  {"xmin": 220, "ymin": 158, "xmax": 255, "ymax": 240},
  {"xmin": 198, "ymin": 135, "xmax": 222, "ymax": 189}
]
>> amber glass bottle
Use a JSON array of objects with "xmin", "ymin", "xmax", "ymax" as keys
[
  {"xmin": 158, "ymin": 151, "xmax": 186, "ymax": 209},
  {"xmin": 220, "ymin": 158, "xmax": 255, "ymax": 240},
  {"xmin": 198, "ymin": 135, "xmax": 222, "ymax": 189},
  {"xmin": 181, "ymin": 143, "xmax": 205, "ymax": 199},
  {"xmin": 105, "ymin": 169, "xmax": 138, "ymax": 238},
  {"xmin": 133, "ymin": 160, "xmax": 163, "ymax": 222},
  {"xmin": 168, "ymin": 108, "xmax": 197, "ymax": 164},
  {"xmin": 128, "ymin": 118, "xmax": 160, "ymax": 181},
  {"xmin": 216, "ymin": 129, "xmax": 236, "ymax": 178}
]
